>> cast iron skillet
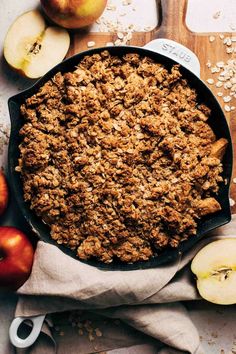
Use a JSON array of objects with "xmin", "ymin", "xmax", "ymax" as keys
[{"xmin": 8, "ymin": 44, "xmax": 233, "ymax": 270}]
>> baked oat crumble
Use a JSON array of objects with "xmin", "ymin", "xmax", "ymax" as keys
[{"xmin": 17, "ymin": 51, "xmax": 227, "ymax": 263}]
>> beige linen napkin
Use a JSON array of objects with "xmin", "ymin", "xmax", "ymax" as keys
[{"xmin": 14, "ymin": 215, "xmax": 236, "ymax": 354}]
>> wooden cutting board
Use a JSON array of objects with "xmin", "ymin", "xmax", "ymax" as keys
[{"xmin": 67, "ymin": 0, "xmax": 236, "ymax": 213}]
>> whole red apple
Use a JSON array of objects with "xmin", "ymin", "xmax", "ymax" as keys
[
  {"xmin": 41, "ymin": 0, "xmax": 108, "ymax": 29},
  {"xmin": 0, "ymin": 171, "xmax": 9, "ymax": 216},
  {"xmin": 0, "ymin": 227, "xmax": 34, "ymax": 290}
]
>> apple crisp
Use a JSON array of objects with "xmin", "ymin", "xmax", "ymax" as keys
[{"xmin": 17, "ymin": 50, "xmax": 227, "ymax": 263}]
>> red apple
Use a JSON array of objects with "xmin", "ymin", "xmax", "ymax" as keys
[
  {"xmin": 0, "ymin": 171, "xmax": 9, "ymax": 216},
  {"xmin": 0, "ymin": 227, "xmax": 34, "ymax": 290},
  {"xmin": 41, "ymin": 0, "xmax": 108, "ymax": 29}
]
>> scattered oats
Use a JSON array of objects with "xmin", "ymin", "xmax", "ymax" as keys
[
  {"xmin": 78, "ymin": 329, "xmax": 84, "ymax": 336},
  {"xmin": 219, "ymin": 34, "xmax": 224, "ymax": 39},
  {"xmin": 107, "ymin": 4, "xmax": 116, "ymax": 11},
  {"xmin": 223, "ymin": 37, "xmax": 233, "ymax": 46},
  {"xmin": 96, "ymin": 19, "xmax": 101, "ymax": 24},
  {"xmin": 206, "ymin": 60, "xmax": 212, "ymax": 68},
  {"xmin": 231, "ymin": 106, "xmax": 235, "ymax": 110},
  {"xmin": 233, "ymin": 178, "xmax": 236, "ymax": 184},
  {"xmin": 106, "ymin": 42, "xmax": 114, "ymax": 46},
  {"xmin": 0, "ymin": 124, "xmax": 10, "ymax": 156},
  {"xmin": 132, "ymin": 7, "xmax": 136, "ymax": 11},
  {"xmin": 206, "ymin": 78, "xmax": 214, "ymax": 84},
  {"xmin": 216, "ymin": 81, "xmax": 223, "ymax": 88},
  {"xmin": 87, "ymin": 41, "xmax": 95, "ymax": 48},
  {"xmin": 126, "ymin": 32, "xmax": 132, "ymax": 40},
  {"xmin": 209, "ymin": 35, "xmax": 215, "ymax": 43},
  {"xmin": 114, "ymin": 39, "xmax": 122, "ymax": 46},
  {"xmin": 223, "ymin": 96, "xmax": 232, "ymax": 103},
  {"xmin": 218, "ymin": 76, "xmax": 226, "ymax": 82},
  {"xmin": 224, "ymin": 104, "xmax": 231, "ymax": 112},
  {"xmin": 95, "ymin": 328, "xmax": 103, "ymax": 337},
  {"xmin": 226, "ymin": 37, "xmax": 232, "ymax": 46},
  {"xmin": 119, "ymin": 12, "xmax": 126, "ymax": 17},
  {"xmin": 224, "ymin": 82, "xmax": 232, "ymax": 89},
  {"xmin": 88, "ymin": 333, "xmax": 95, "ymax": 341},
  {"xmin": 217, "ymin": 92, "xmax": 223, "ymax": 97},
  {"xmin": 220, "ymin": 70, "xmax": 227, "ymax": 77},
  {"xmin": 230, "ymin": 23, "xmax": 236, "ymax": 31},
  {"xmin": 216, "ymin": 61, "xmax": 224, "ymax": 68},
  {"xmin": 213, "ymin": 11, "xmax": 221, "ymax": 19},
  {"xmin": 117, "ymin": 32, "xmax": 124, "ymax": 39},
  {"xmin": 122, "ymin": 0, "xmax": 132, "ymax": 5},
  {"xmin": 226, "ymin": 47, "xmax": 234, "ymax": 54},
  {"xmin": 230, "ymin": 198, "xmax": 235, "ymax": 207},
  {"xmin": 86, "ymin": 326, "xmax": 93, "ymax": 333},
  {"xmin": 211, "ymin": 66, "xmax": 220, "ymax": 73}
]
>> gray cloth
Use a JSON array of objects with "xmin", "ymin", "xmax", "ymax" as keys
[{"xmin": 14, "ymin": 215, "xmax": 236, "ymax": 354}]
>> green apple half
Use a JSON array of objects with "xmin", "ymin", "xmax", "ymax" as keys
[
  {"xmin": 4, "ymin": 10, "xmax": 70, "ymax": 79},
  {"xmin": 191, "ymin": 239, "xmax": 236, "ymax": 305}
]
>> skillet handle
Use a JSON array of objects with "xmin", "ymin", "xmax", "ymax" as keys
[
  {"xmin": 144, "ymin": 39, "xmax": 200, "ymax": 77},
  {"xmin": 9, "ymin": 315, "xmax": 45, "ymax": 349}
]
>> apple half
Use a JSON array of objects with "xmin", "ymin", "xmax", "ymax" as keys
[
  {"xmin": 191, "ymin": 239, "xmax": 236, "ymax": 305},
  {"xmin": 4, "ymin": 10, "xmax": 70, "ymax": 79}
]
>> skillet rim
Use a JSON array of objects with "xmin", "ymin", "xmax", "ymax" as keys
[{"xmin": 8, "ymin": 45, "xmax": 233, "ymax": 270}]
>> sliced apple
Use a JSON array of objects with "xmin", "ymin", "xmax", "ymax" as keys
[
  {"xmin": 4, "ymin": 10, "xmax": 70, "ymax": 79},
  {"xmin": 191, "ymin": 239, "xmax": 236, "ymax": 305}
]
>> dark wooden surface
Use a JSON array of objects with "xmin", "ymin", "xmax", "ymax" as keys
[{"xmin": 67, "ymin": 0, "xmax": 236, "ymax": 214}]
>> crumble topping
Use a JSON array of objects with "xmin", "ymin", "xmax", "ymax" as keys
[{"xmin": 17, "ymin": 51, "xmax": 226, "ymax": 263}]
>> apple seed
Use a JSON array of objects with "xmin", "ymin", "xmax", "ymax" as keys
[
  {"xmin": 211, "ymin": 267, "xmax": 232, "ymax": 281},
  {"xmin": 28, "ymin": 41, "xmax": 42, "ymax": 55}
]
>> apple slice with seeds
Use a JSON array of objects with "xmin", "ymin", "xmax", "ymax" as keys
[
  {"xmin": 4, "ymin": 10, "xmax": 70, "ymax": 79},
  {"xmin": 191, "ymin": 239, "xmax": 236, "ymax": 305}
]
